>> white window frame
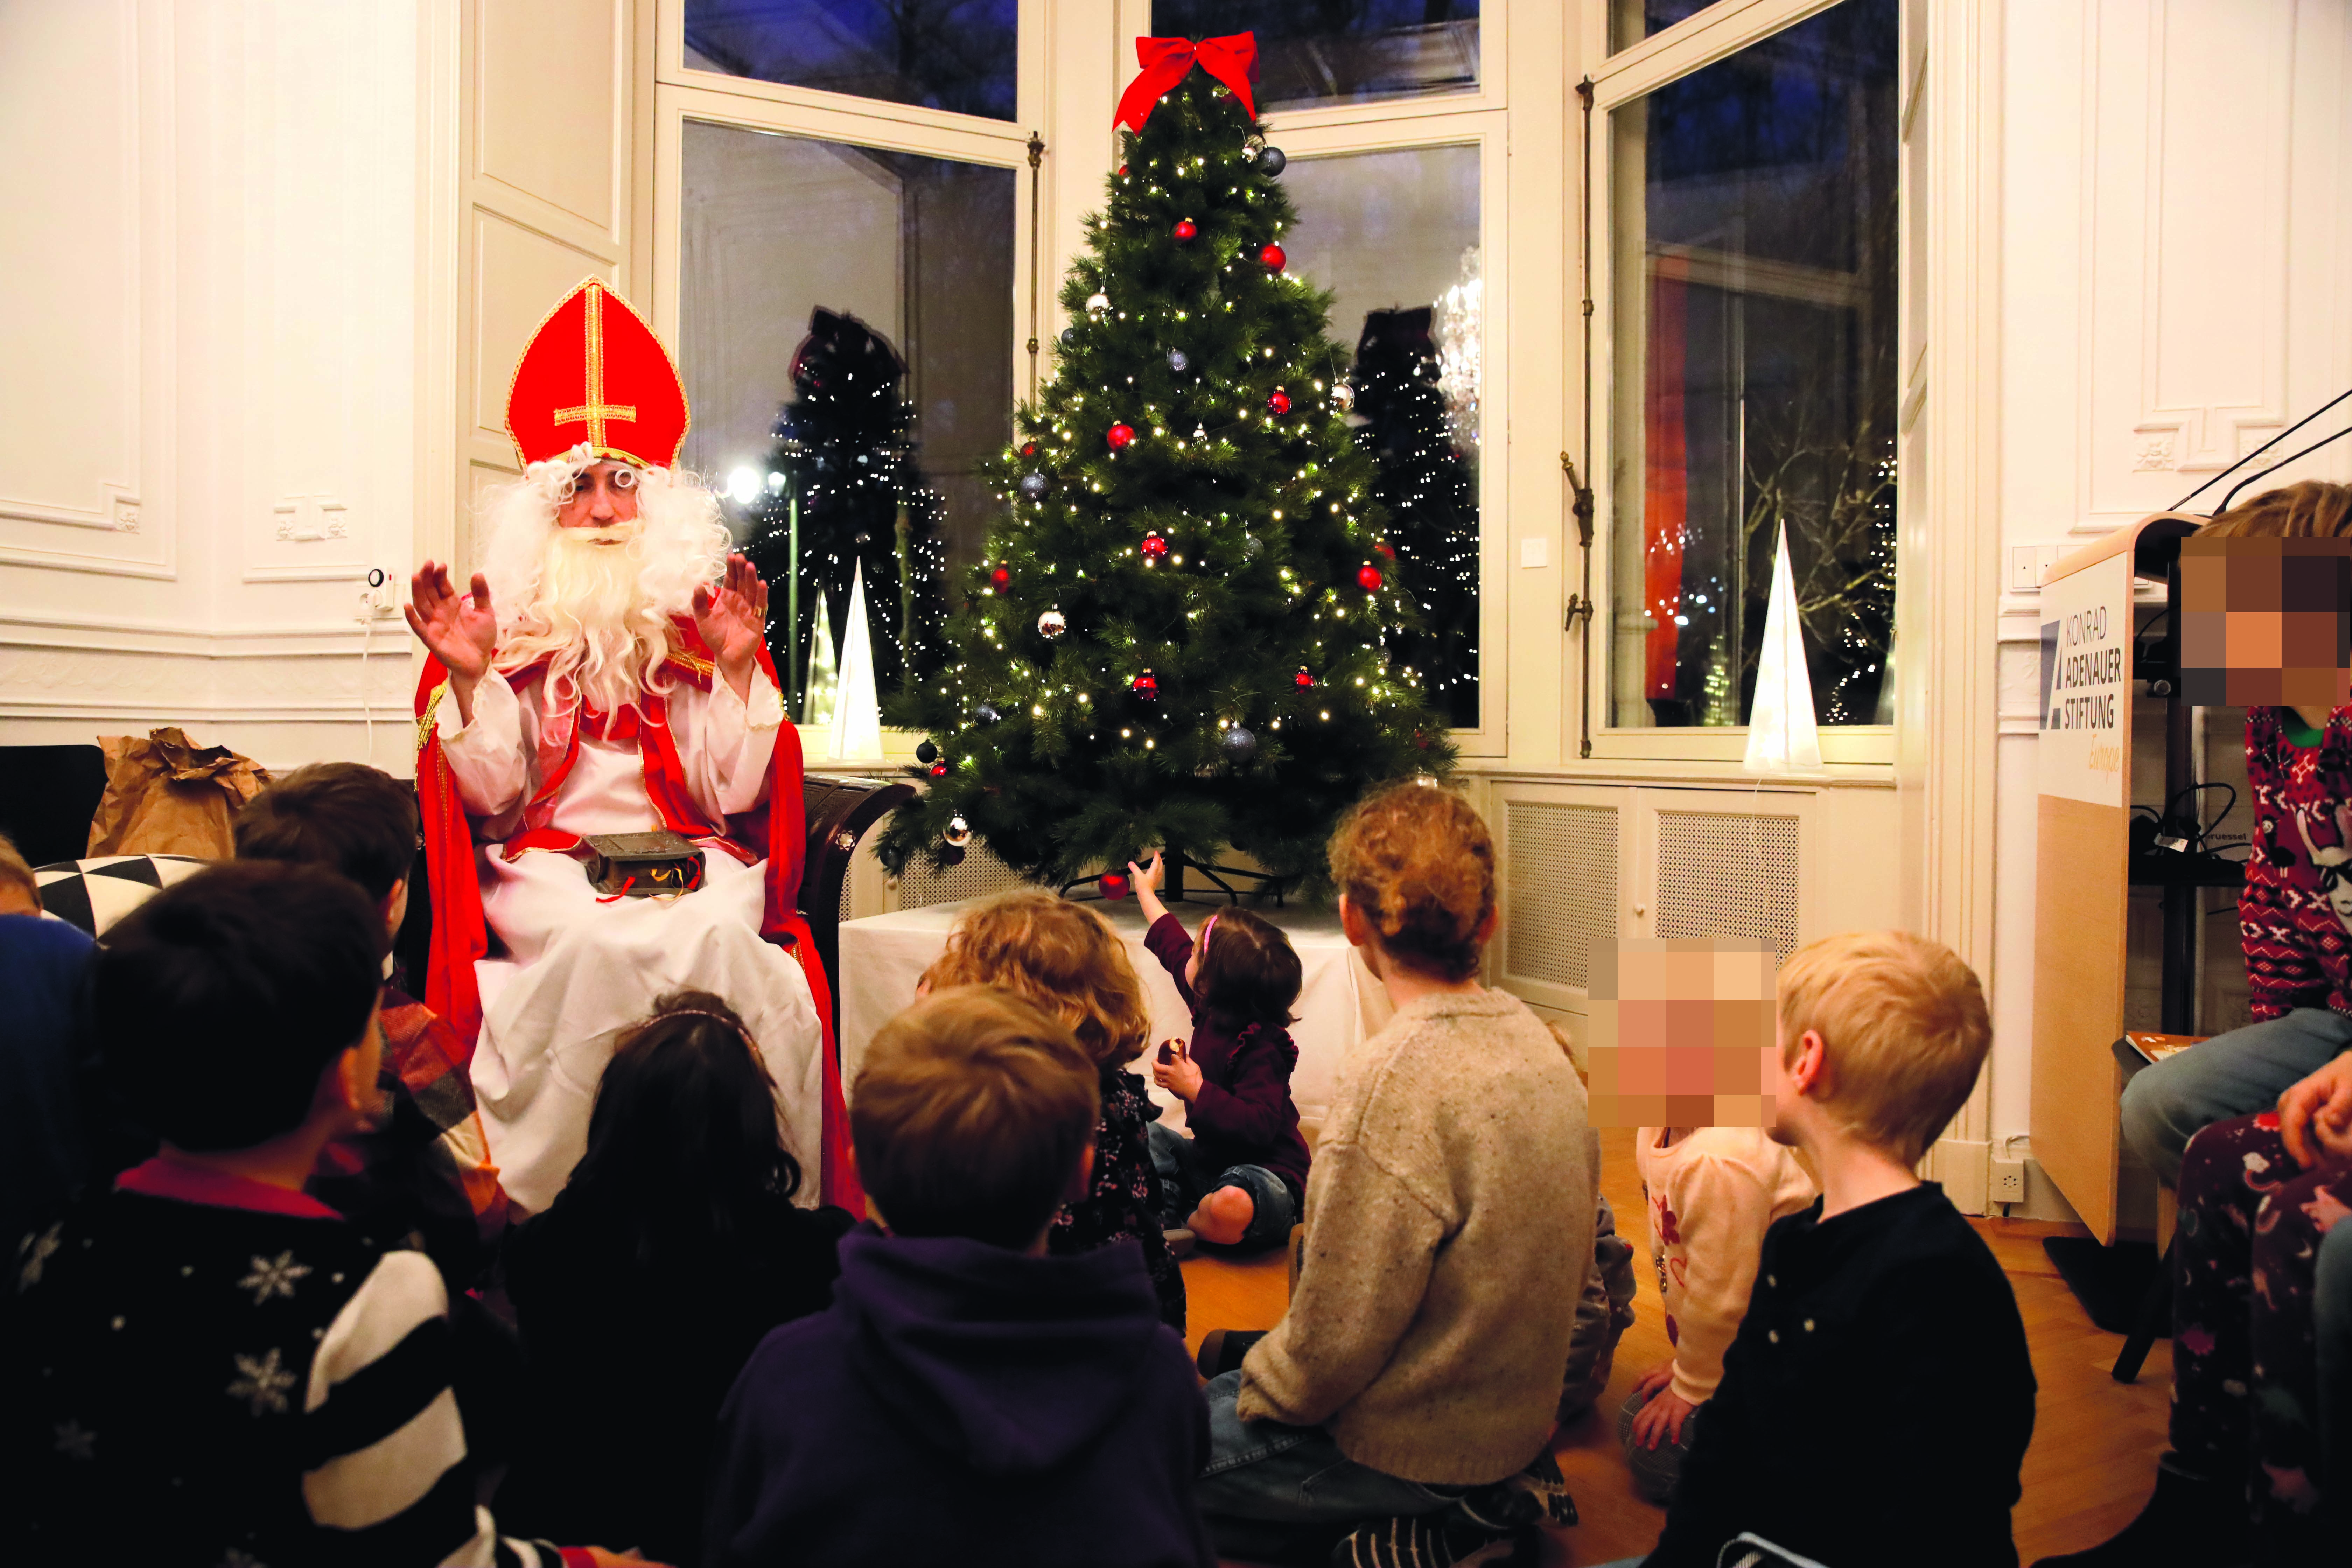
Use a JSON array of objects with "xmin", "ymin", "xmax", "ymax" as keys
[
  {"xmin": 650, "ymin": 1, "xmax": 1043, "ymax": 400},
  {"xmin": 1578, "ymin": 0, "xmax": 1899, "ymax": 769},
  {"xmin": 1265, "ymin": 111, "xmax": 1508, "ymax": 756},
  {"xmin": 1250, "ymin": 4, "xmax": 1510, "ymax": 757}
]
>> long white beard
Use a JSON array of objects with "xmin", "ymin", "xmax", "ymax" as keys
[{"xmin": 498, "ymin": 529, "xmax": 676, "ymax": 720}]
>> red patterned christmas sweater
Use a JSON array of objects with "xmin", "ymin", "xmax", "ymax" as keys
[{"xmin": 2242, "ymin": 706, "xmax": 2352, "ymax": 1020}]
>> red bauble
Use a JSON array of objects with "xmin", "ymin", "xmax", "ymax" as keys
[
  {"xmin": 991, "ymin": 565, "xmax": 1012, "ymax": 591},
  {"xmin": 1107, "ymin": 423, "xmax": 1135, "ymax": 450},
  {"xmin": 1139, "ymin": 532, "xmax": 1169, "ymax": 561},
  {"xmin": 1174, "ymin": 217, "xmax": 1198, "ymax": 242},
  {"xmin": 1294, "ymin": 667, "xmax": 1315, "ymax": 689},
  {"xmin": 1357, "ymin": 564, "xmax": 1384, "ymax": 592},
  {"xmin": 1376, "ymin": 542, "xmax": 1396, "ymax": 560},
  {"xmin": 1133, "ymin": 670, "xmax": 1160, "ymax": 700},
  {"xmin": 1268, "ymin": 388, "xmax": 1292, "ymax": 414},
  {"xmin": 1101, "ymin": 872, "xmax": 1131, "ymax": 901},
  {"xmin": 1020, "ymin": 441, "xmax": 1037, "ymax": 457},
  {"xmin": 1260, "ymin": 243, "xmax": 1287, "ymax": 272},
  {"xmin": 929, "ymin": 761, "xmax": 948, "ymax": 778}
]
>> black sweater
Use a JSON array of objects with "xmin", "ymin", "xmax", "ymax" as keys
[
  {"xmin": 498, "ymin": 1193, "xmax": 854, "ymax": 1565},
  {"xmin": 1645, "ymin": 1183, "xmax": 2037, "ymax": 1568}
]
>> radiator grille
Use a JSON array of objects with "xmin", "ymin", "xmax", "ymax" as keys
[
  {"xmin": 892, "ymin": 846, "xmax": 1026, "ymax": 910},
  {"xmin": 1504, "ymin": 801, "xmax": 1619, "ymax": 989},
  {"xmin": 1654, "ymin": 810, "xmax": 1801, "ymax": 961}
]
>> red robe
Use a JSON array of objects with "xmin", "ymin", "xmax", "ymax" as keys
[{"xmin": 412, "ymin": 619, "xmax": 862, "ymax": 1211}]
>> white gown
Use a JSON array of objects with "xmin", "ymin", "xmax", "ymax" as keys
[{"xmin": 434, "ymin": 665, "xmax": 823, "ymax": 1212}]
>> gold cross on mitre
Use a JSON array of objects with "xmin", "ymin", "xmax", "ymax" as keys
[{"xmin": 552, "ymin": 282, "xmax": 638, "ymax": 448}]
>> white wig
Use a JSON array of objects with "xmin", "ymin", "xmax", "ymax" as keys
[{"xmin": 473, "ymin": 442, "xmax": 733, "ymax": 727}]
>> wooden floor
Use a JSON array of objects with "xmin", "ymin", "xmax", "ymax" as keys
[{"xmin": 1179, "ymin": 1125, "xmax": 2170, "ymax": 1566}]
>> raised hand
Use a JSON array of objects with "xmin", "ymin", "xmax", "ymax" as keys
[
  {"xmin": 405, "ymin": 562, "xmax": 497, "ymax": 683},
  {"xmin": 693, "ymin": 553, "xmax": 770, "ymax": 698}
]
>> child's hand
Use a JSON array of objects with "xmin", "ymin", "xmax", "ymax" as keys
[
  {"xmin": 1129, "ymin": 850, "xmax": 1165, "ymax": 896},
  {"xmin": 1629, "ymin": 1359, "xmax": 1675, "ymax": 1402},
  {"xmin": 2280, "ymin": 1052, "xmax": 2352, "ymax": 1167},
  {"xmin": 1629, "ymin": 1382, "xmax": 1700, "ymax": 1451},
  {"xmin": 1152, "ymin": 1036, "xmax": 1204, "ymax": 1101}
]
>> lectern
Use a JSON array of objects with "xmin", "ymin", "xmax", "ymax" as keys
[{"xmin": 2032, "ymin": 511, "xmax": 2225, "ymax": 1246}]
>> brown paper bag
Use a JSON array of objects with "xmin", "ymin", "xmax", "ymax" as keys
[{"xmin": 86, "ymin": 727, "xmax": 273, "ymax": 859}]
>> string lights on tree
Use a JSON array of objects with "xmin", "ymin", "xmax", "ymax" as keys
[{"xmin": 873, "ymin": 34, "xmax": 1454, "ymax": 890}]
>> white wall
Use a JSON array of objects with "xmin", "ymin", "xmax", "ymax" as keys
[
  {"xmin": 0, "ymin": 0, "xmax": 427, "ymax": 775},
  {"xmin": 1992, "ymin": 0, "xmax": 2352, "ymax": 1173}
]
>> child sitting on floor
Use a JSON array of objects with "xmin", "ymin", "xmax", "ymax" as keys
[
  {"xmin": 0, "ymin": 862, "xmax": 622, "ymax": 1567},
  {"xmin": 1618, "ymin": 1122, "xmax": 1815, "ymax": 1503},
  {"xmin": 1194, "ymin": 782, "xmax": 1589, "ymax": 1568},
  {"xmin": 918, "ymin": 889, "xmax": 1184, "ymax": 1331},
  {"xmin": 704, "ymin": 986, "xmax": 1214, "ymax": 1568},
  {"xmin": 1599, "ymin": 930, "xmax": 2036, "ymax": 1568},
  {"xmin": 234, "ymin": 761, "xmax": 510, "ymax": 1287},
  {"xmin": 499, "ymin": 990, "xmax": 854, "ymax": 1567},
  {"xmin": 1126, "ymin": 850, "xmax": 1309, "ymax": 1253}
]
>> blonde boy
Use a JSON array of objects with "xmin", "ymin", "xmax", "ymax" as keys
[{"xmin": 1620, "ymin": 931, "xmax": 2037, "ymax": 1568}]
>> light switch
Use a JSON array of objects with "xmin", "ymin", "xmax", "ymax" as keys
[
  {"xmin": 2008, "ymin": 546, "xmax": 2038, "ymax": 593},
  {"xmin": 1520, "ymin": 537, "xmax": 1548, "ymax": 569}
]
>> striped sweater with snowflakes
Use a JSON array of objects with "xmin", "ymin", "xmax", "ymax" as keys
[{"xmin": 2, "ymin": 1160, "xmax": 573, "ymax": 1568}]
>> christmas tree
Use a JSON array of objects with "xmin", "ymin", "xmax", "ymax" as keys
[
  {"xmin": 742, "ymin": 308, "xmax": 949, "ymax": 716},
  {"xmin": 1351, "ymin": 306, "xmax": 1479, "ymax": 730},
  {"xmin": 875, "ymin": 39, "xmax": 1456, "ymax": 894}
]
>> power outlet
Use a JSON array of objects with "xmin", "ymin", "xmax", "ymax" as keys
[
  {"xmin": 357, "ymin": 568, "xmax": 400, "ymax": 620},
  {"xmin": 1989, "ymin": 1158, "xmax": 2027, "ymax": 1205}
]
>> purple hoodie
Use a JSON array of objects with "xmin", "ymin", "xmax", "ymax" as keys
[{"xmin": 705, "ymin": 1223, "xmax": 1214, "ymax": 1568}]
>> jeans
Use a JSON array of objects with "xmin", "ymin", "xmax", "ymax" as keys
[
  {"xmin": 1146, "ymin": 1121, "xmax": 1297, "ymax": 1251},
  {"xmin": 2118, "ymin": 1008, "xmax": 2352, "ymax": 1186},
  {"xmin": 1195, "ymin": 1369, "xmax": 1459, "ymax": 1536},
  {"xmin": 1617, "ymin": 1380, "xmax": 1700, "ymax": 1505}
]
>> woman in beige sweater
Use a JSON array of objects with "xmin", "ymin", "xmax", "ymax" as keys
[{"xmin": 1192, "ymin": 783, "xmax": 1594, "ymax": 1568}]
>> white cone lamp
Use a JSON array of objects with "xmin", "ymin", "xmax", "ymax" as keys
[
  {"xmin": 827, "ymin": 561, "xmax": 884, "ymax": 763},
  {"xmin": 1743, "ymin": 523, "xmax": 1826, "ymax": 776},
  {"xmin": 802, "ymin": 589, "xmax": 838, "ymax": 729}
]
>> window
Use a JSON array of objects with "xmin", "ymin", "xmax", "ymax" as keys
[
  {"xmin": 1610, "ymin": 0, "xmax": 1717, "ymax": 53},
  {"xmin": 677, "ymin": 121, "xmax": 1015, "ymax": 718},
  {"xmin": 1283, "ymin": 145, "xmax": 1483, "ymax": 729},
  {"xmin": 1603, "ymin": 0, "xmax": 1900, "ymax": 734},
  {"xmin": 681, "ymin": 0, "xmax": 1019, "ymax": 121},
  {"xmin": 1151, "ymin": 1, "xmax": 1480, "ymax": 113}
]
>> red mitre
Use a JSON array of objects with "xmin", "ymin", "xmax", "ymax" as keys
[{"xmin": 506, "ymin": 277, "xmax": 689, "ymax": 471}]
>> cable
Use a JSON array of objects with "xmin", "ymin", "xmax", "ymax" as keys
[
  {"xmin": 359, "ymin": 568, "xmax": 387, "ymax": 767},
  {"xmin": 2175, "ymin": 385, "xmax": 2352, "ymax": 511},
  {"xmin": 2218, "ymin": 423, "xmax": 2352, "ymax": 514}
]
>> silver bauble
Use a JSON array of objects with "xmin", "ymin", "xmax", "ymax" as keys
[
  {"xmin": 944, "ymin": 815, "xmax": 973, "ymax": 847},
  {"xmin": 1038, "ymin": 608, "xmax": 1067, "ymax": 639},
  {"xmin": 1018, "ymin": 472, "xmax": 1048, "ymax": 501}
]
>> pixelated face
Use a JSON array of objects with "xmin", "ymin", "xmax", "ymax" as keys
[
  {"xmin": 1587, "ymin": 937, "xmax": 1778, "ymax": 1128},
  {"xmin": 2177, "ymin": 536, "xmax": 2352, "ymax": 710}
]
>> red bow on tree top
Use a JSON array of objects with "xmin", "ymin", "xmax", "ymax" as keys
[{"xmin": 1114, "ymin": 33, "xmax": 1257, "ymax": 131}]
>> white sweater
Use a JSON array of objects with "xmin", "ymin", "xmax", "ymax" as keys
[{"xmin": 1634, "ymin": 1125, "xmax": 1817, "ymax": 1405}]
